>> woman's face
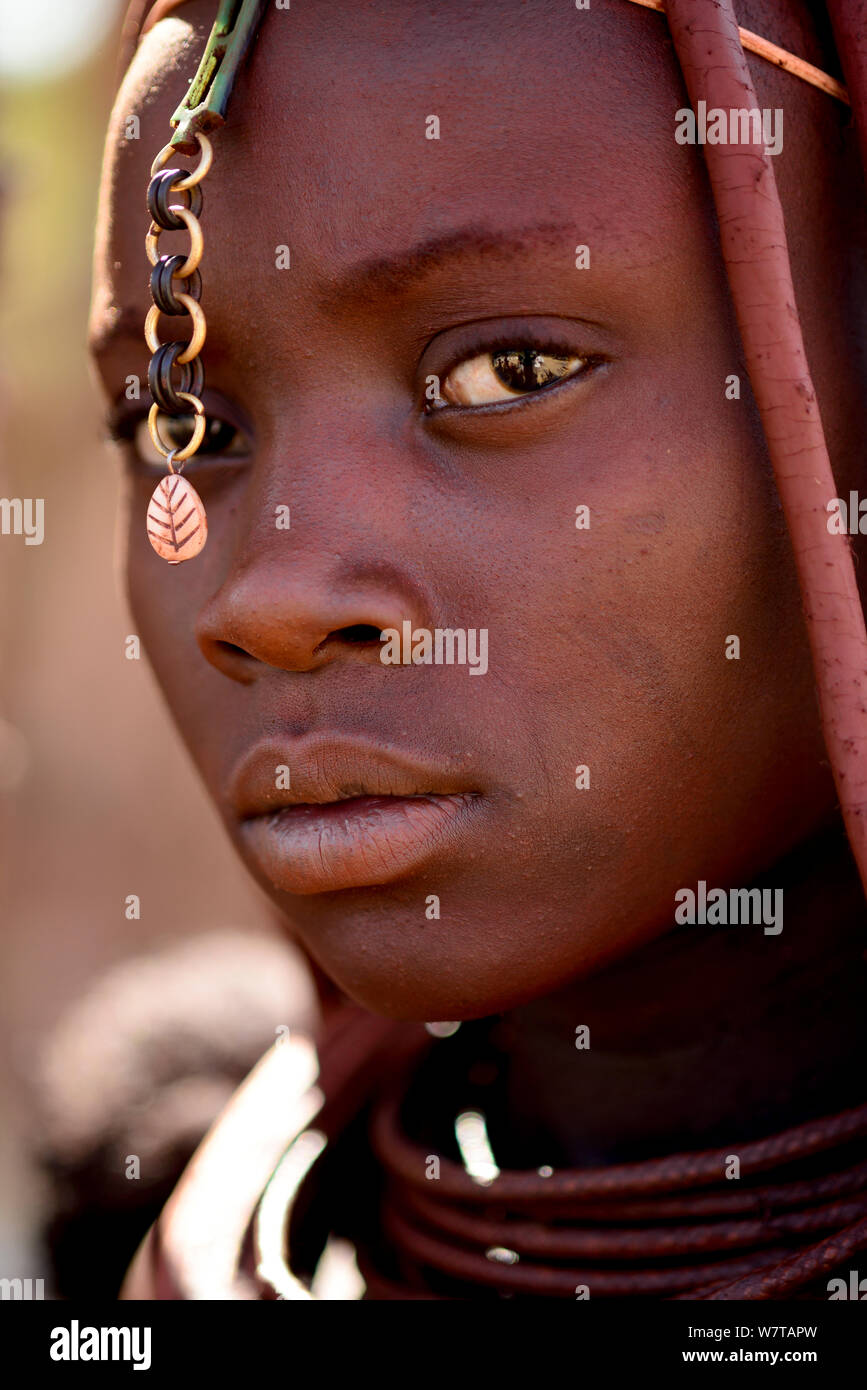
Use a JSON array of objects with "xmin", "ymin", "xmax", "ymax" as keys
[{"xmin": 90, "ymin": 0, "xmax": 856, "ymax": 1020}]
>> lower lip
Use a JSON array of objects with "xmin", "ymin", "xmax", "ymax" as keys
[{"xmin": 238, "ymin": 793, "xmax": 481, "ymax": 894}]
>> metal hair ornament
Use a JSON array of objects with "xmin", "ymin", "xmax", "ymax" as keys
[{"xmin": 143, "ymin": 0, "xmax": 268, "ymax": 564}]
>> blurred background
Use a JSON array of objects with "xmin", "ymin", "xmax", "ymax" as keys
[{"xmin": 0, "ymin": 0, "xmax": 314, "ymax": 1296}]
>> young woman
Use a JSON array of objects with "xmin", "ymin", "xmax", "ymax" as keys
[{"xmin": 89, "ymin": 0, "xmax": 867, "ymax": 1298}]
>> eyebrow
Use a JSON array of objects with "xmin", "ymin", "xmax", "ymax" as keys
[
  {"xmin": 90, "ymin": 220, "xmax": 587, "ymax": 362},
  {"xmin": 318, "ymin": 220, "xmax": 582, "ymax": 309}
]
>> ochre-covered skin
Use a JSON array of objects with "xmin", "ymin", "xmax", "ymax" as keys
[{"xmin": 92, "ymin": 0, "xmax": 867, "ymax": 1295}]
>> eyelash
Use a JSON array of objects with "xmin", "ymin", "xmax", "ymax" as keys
[
  {"xmin": 103, "ymin": 412, "xmax": 248, "ymax": 468},
  {"xmin": 103, "ymin": 418, "xmax": 138, "ymax": 447},
  {"xmin": 430, "ymin": 332, "xmax": 602, "ymax": 411}
]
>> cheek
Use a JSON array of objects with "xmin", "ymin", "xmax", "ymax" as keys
[
  {"xmin": 475, "ymin": 404, "xmax": 814, "ymax": 886},
  {"xmin": 124, "ymin": 473, "xmax": 228, "ymax": 766},
  {"xmin": 125, "ymin": 455, "xmax": 245, "ymax": 618}
]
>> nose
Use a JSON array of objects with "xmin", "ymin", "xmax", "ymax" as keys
[
  {"xmin": 195, "ymin": 474, "xmax": 432, "ymax": 683},
  {"xmin": 197, "ymin": 558, "xmax": 427, "ymax": 680}
]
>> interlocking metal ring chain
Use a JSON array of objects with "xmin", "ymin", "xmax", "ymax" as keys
[
  {"xmin": 144, "ymin": 133, "xmax": 212, "ymax": 563},
  {"xmin": 145, "ymin": 133, "xmax": 211, "ymax": 458}
]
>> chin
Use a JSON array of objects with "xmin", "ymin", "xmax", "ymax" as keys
[{"xmin": 293, "ymin": 921, "xmax": 566, "ymax": 1024}]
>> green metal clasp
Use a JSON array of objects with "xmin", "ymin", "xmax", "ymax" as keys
[{"xmin": 170, "ymin": 0, "xmax": 269, "ymax": 153}]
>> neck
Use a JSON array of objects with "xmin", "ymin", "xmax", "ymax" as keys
[{"xmin": 462, "ymin": 823, "xmax": 867, "ymax": 1169}]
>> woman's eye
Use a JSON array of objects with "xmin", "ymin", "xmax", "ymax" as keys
[
  {"xmin": 131, "ymin": 414, "xmax": 250, "ymax": 467},
  {"xmin": 439, "ymin": 347, "xmax": 586, "ymax": 407}
]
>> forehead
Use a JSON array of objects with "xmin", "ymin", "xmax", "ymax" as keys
[{"xmin": 95, "ymin": 0, "xmax": 693, "ymax": 316}]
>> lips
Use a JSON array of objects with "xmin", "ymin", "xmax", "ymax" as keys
[{"xmin": 228, "ymin": 737, "xmax": 483, "ymax": 894}]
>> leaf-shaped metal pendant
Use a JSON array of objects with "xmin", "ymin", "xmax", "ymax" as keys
[{"xmin": 146, "ymin": 473, "xmax": 208, "ymax": 564}]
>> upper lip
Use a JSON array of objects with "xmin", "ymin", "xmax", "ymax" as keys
[{"xmin": 227, "ymin": 735, "xmax": 478, "ymax": 819}]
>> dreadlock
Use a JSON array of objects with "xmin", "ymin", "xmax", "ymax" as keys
[{"xmin": 660, "ymin": 2, "xmax": 867, "ymax": 909}]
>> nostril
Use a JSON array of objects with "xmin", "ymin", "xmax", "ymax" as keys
[
  {"xmin": 311, "ymin": 624, "xmax": 385, "ymax": 659},
  {"xmin": 195, "ymin": 633, "xmax": 262, "ymax": 684},
  {"xmin": 336, "ymin": 624, "xmax": 384, "ymax": 645},
  {"xmin": 213, "ymin": 639, "xmax": 251, "ymax": 661}
]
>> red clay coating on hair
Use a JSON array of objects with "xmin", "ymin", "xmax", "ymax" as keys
[{"xmin": 664, "ymin": 0, "xmax": 867, "ymax": 904}]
